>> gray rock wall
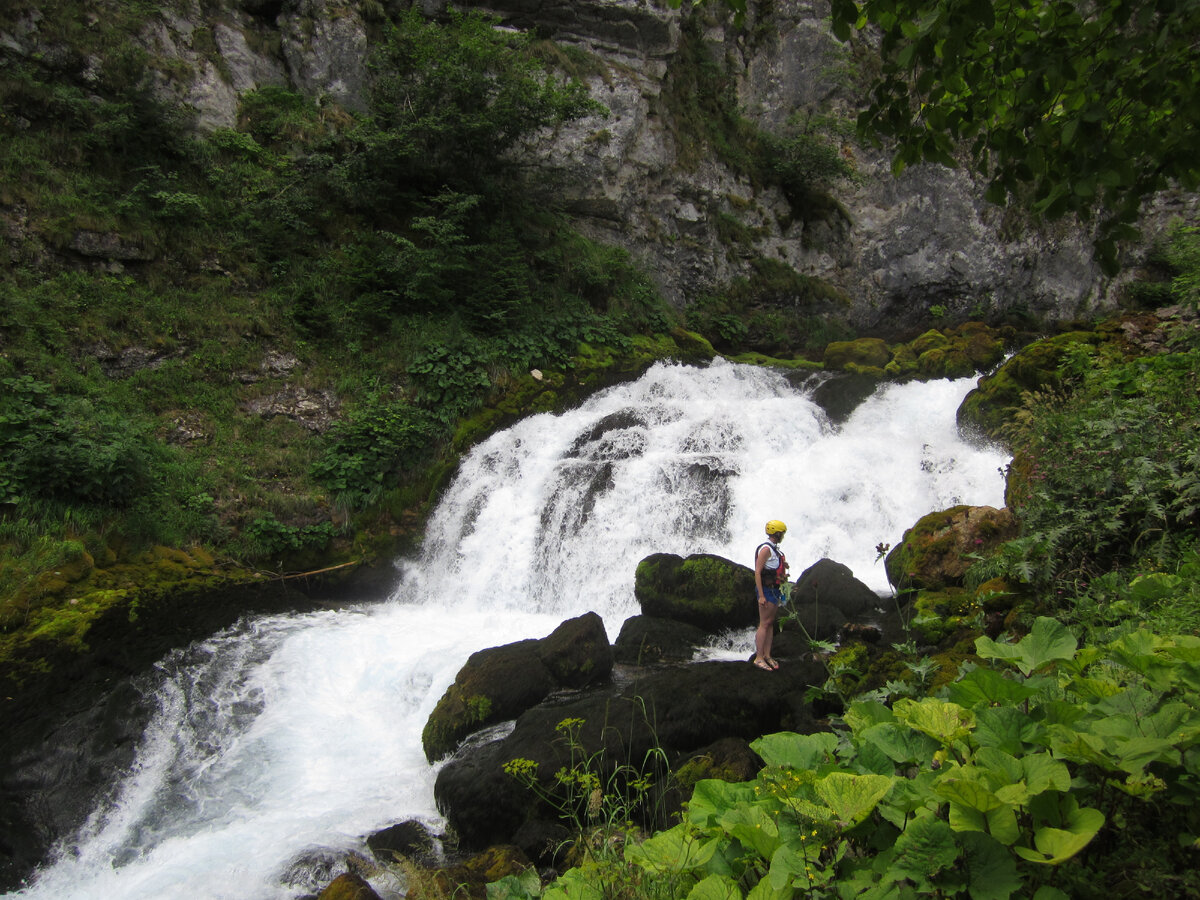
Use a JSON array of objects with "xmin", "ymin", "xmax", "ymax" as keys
[{"xmin": 9, "ymin": 0, "xmax": 1191, "ymax": 330}]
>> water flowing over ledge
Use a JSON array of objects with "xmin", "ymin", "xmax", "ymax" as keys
[{"xmin": 9, "ymin": 359, "xmax": 1008, "ymax": 900}]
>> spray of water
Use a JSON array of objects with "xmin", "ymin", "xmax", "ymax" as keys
[{"xmin": 8, "ymin": 359, "xmax": 1008, "ymax": 900}]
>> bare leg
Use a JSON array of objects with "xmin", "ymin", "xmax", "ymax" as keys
[{"xmin": 755, "ymin": 598, "xmax": 779, "ymax": 665}]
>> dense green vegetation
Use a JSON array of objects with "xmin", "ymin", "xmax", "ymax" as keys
[{"xmin": 0, "ymin": 5, "xmax": 675, "ymax": 635}]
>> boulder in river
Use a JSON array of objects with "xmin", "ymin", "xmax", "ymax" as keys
[
  {"xmin": 421, "ymin": 612, "xmax": 612, "ymax": 763},
  {"xmin": 634, "ymin": 553, "xmax": 757, "ymax": 631},
  {"xmin": 433, "ymin": 656, "xmax": 826, "ymax": 863}
]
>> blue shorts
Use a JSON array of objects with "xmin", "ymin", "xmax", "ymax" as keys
[{"xmin": 761, "ymin": 585, "xmax": 783, "ymax": 605}]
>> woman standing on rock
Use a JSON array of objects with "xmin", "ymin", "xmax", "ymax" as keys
[{"xmin": 753, "ymin": 520, "xmax": 789, "ymax": 671}]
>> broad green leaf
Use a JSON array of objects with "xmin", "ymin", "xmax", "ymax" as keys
[
  {"xmin": 746, "ymin": 875, "xmax": 790, "ymax": 900},
  {"xmin": 751, "ymin": 732, "xmax": 838, "ymax": 770},
  {"xmin": 814, "ymin": 772, "xmax": 895, "ymax": 826},
  {"xmin": 1128, "ymin": 572, "xmax": 1181, "ymax": 602},
  {"xmin": 767, "ymin": 843, "xmax": 808, "ymax": 891},
  {"xmin": 937, "ymin": 777, "xmax": 1005, "ymax": 814},
  {"xmin": 844, "ymin": 700, "xmax": 895, "ymax": 735},
  {"xmin": 1013, "ymin": 807, "xmax": 1105, "ymax": 864},
  {"xmin": 860, "ymin": 722, "xmax": 940, "ymax": 764},
  {"xmin": 1020, "ymin": 754, "xmax": 1071, "ymax": 796},
  {"xmin": 487, "ymin": 870, "xmax": 542, "ymax": 900},
  {"xmin": 975, "ymin": 617, "xmax": 1077, "ymax": 676},
  {"xmin": 687, "ymin": 873, "xmax": 742, "ymax": 900},
  {"xmin": 880, "ymin": 770, "xmax": 942, "ymax": 829},
  {"xmin": 688, "ymin": 780, "xmax": 757, "ymax": 829},
  {"xmin": 543, "ymin": 868, "xmax": 605, "ymax": 900},
  {"xmin": 893, "ymin": 697, "xmax": 975, "ymax": 745},
  {"xmin": 892, "ymin": 814, "xmax": 959, "ymax": 883},
  {"xmin": 719, "ymin": 803, "xmax": 781, "ymax": 860},
  {"xmin": 946, "ymin": 667, "xmax": 1038, "ymax": 708},
  {"xmin": 946, "ymin": 794, "xmax": 1020, "ymax": 845},
  {"xmin": 973, "ymin": 706, "xmax": 1043, "ymax": 755},
  {"xmin": 957, "ymin": 831, "xmax": 1022, "ymax": 900},
  {"xmin": 626, "ymin": 825, "xmax": 716, "ymax": 874},
  {"xmin": 974, "ymin": 748, "xmax": 1022, "ymax": 788}
]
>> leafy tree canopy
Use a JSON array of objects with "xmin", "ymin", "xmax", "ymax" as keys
[{"xmin": 687, "ymin": 0, "xmax": 1200, "ymax": 273}]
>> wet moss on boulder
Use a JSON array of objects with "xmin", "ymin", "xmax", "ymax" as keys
[
  {"xmin": 957, "ymin": 330, "xmax": 1100, "ymax": 441},
  {"xmin": 421, "ymin": 612, "xmax": 612, "ymax": 763},
  {"xmin": 884, "ymin": 505, "xmax": 1018, "ymax": 594},
  {"xmin": 822, "ymin": 337, "xmax": 891, "ymax": 373},
  {"xmin": 634, "ymin": 553, "xmax": 756, "ymax": 631}
]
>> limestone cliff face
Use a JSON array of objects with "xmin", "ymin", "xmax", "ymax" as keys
[{"xmin": 6, "ymin": 0, "xmax": 1184, "ymax": 329}]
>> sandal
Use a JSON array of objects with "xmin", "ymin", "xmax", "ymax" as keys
[
  {"xmin": 753, "ymin": 657, "xmax": 774, "ymax": 671},
  {"xmin": 766, "ymin": 657, "xmax": 780, "ymax": 670}
]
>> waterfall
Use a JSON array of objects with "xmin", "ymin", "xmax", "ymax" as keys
[{"xmin": 7, "ymin": 359, "xmax": 1008, "ymax": 900}]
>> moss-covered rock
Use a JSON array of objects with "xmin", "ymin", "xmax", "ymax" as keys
[
  {"xmin": 822, "ymin": 338, "xmax": 891, "ymax": 371},
  {"xmin": 317, "ymin": 873, "xmax": 382, "ymax": 900},
  {"xmin": 884, "ymin": 505, "xmax": 1018, "ymax": 593},
  {"xmin": 957, "ymin": 330, "xmax": 1100, "ymax": 441},
  {"xmin": 673, "ymin": 737, "xmax": 764, "ymax": 789},
  {"xmin": 910, "ymin": 586, "xmax": 977, "ymax": 643},
  {"xmin": 421, "ymin": 612, "xmax": 613, "ymax": 762},
  {"xmin": 634, "ymin": 553, "xmax": 756, "ymax": 631}
]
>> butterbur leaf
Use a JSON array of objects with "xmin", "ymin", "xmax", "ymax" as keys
[
  {"xmin": 1020, "ymin": 754, "xmax": 1071, "ymax": 796},
  {"xmin": 973, "ymin": 706, "xmax": 1043, "ymax": 755},
  {"xmin": 688, "ymin": 780, "xmax": 757, "ymax": 829},
  {"xmin": 947, "ymin": 667, "xmax": 1037, "ymax": 708},
  {"xmin": 626, "ymin": 825, "xmax": 716, "ymax": 873},
  {"xmin": 860, "ymin": 722, "xmax": 940, "ymax": 764},
  {"xmin": 957, "ymin": 832, "xmax": 1021, "ymax": 900},
  {"xmin": 751, "ymin": 732, "xmax": 838, "ymax": 770},
  {"xmin": 768, "ymin": 844, "xmax": 807, "ymax": 891},
  {"xmin": 720, "ymin": 804, "xmax": 781, "ymax": 860},
  {"xmin": 815, "ymin": 772, "xmax": 895, "ymax": 826},
  {"xmin": 892, "ymin": 814, "xmax": 959, "ymax": 883},
  {"xmin": 1014, "ymin": 807, "xmax": 1105, "ymax": 864},
  {"xmin": 976, "ymin": 617, "xmax": 1077, "ymax": 676},
  {"xmin": 687, "ymin": 873, "xmax": 741, "ymax": 900},
  {"xmin": 937, "ymin": 777, "xmax": 1005, "ymax": 813},
  {"xmin": 844, "ymin": 700, "xmax": 895, "ymax": 735},
  {"xmin": 542, "ymin": 868, "xmax": 604, "ymax": 900},
  {"xmin": 893, "ymin": 697, "xmax": 975, "ymax": 745}
]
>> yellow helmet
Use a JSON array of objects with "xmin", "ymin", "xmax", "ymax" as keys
[{"xmin": 765, "ymin": 519, "xmax": 787, "ymax": 536}]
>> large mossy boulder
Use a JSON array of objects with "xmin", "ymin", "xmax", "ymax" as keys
[
  {"xmin": 957, "ymin": 330, "xmax": 1100, "ymax": 441},
  {"xmin": 421, "ymin": 612, "xmax": 612, "ymax": 762},
  {"xmin": 634, "ymin": 553, "xmax": 756, "ymax": 631},
  {"xmin": 823, "ymin": 337, "xmax": 891, "ymax": 373},
  {"xmin": 884, "ymin": 505, "xmax": 1018, "ymax": 593}
]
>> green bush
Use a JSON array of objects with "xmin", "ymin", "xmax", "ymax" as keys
[
  {"xmin": 1002, "ymin": 347, "xmax": 1200, "ymax": 600},
  {"xmin": 0, "ymin": 376, "xmax": 156, "ymax": 508},
  {"xmin": 311, "ymin": 394, "xmax": 447, "ymax": 507}
]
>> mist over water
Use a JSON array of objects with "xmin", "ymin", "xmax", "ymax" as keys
[{"xmin": 8, "ymin": 360, "xmax": 1008, "ymax": 900}]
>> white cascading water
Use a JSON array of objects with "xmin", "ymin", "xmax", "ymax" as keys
[{"xmin": 7, "ymin": 359, "xmax": 1009, "ymax": 900}]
